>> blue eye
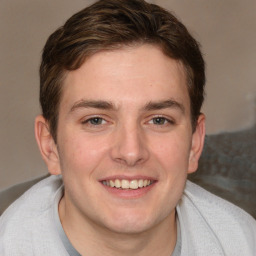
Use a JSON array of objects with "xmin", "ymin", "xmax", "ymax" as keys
[
  {"xmin": 83, "ymin": 117, "xmax": 106, "ymax": 125},
  {"xmin": 152, "ymin": 117, "xmax": 170, "ymax": 125}
]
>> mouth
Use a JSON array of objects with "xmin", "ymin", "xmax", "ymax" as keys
[{"xmin": 101, "ymin": 179, "xmax": 155, "ymax": 190}]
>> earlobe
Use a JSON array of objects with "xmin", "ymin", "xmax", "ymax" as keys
[
  {"xmin": 35, "ymin": 115, "xmax": 61, "ymax": 175},
  {"xmin": 188, "ymin": 114, "xmax": 205, "ymax": 174}
]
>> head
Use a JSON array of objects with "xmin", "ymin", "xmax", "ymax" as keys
[
  {"xmin": 40, "ymin": 0, "xmax": 205, "ymax": 143},
  {"xmin": 35, "ymin": 0, "xmax": 206, "ymax": 242}
]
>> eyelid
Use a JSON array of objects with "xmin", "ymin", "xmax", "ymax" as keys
[
  {"xmin": 80, "ymin": 115, "xmax": 108, "ymax": 125},
  {"xmin": 146, "ymin": 115, "xmax": 175, "ymax": 124}
]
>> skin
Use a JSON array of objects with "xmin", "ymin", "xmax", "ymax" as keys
[{"xmin": 35, "ymin": 44, "xmax": 205, "ymax": 255}]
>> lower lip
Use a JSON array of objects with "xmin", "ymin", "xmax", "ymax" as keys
[{"xmin": 101, "ymin": 182, "xmax": 156, "ymax": 199}]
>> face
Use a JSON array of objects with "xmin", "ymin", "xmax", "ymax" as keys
[{"xmin": 36, "ymin": 44, "xmax": 205, "ymax": 235}]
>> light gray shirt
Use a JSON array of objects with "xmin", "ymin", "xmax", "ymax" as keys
[{"xmin": 0, "ymin": 175, "xmax": 255, "ymax": 255}]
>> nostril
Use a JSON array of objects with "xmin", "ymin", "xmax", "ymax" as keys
[
  {"xmin": 114, "ymin": 157, "xmax": 142, "ymax": 167},
  {"xmin": 109, "ymin": 127, "xmax": 150, "ymax": 166}
]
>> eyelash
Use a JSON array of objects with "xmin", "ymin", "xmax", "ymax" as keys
[
  {"xmin": 81, "ymin": 117, "xmax": 107, "ymax": 126},
  {"xmin": 148, "ymin": 116, "xmax": 175, "ymax": 126},
  {"xmin": 81, "ymin": 116, "xmax": 174, "ymax": 127}
]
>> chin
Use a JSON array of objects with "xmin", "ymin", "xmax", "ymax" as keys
[
  {"xmin": 106, "ymin": 220, "xmax": 153, "ymax": 235},
  {"xmin": 101, "ymin": 209, "xmax": 164, "ymax": 235}
]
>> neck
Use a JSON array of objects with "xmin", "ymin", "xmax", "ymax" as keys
[{"xmin": 59, "ymin": 196, "xmax": 177, "ymax": 256}]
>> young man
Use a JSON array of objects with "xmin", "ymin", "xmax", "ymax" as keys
[{"xmin": 0, "ymin": 0, "xmax": 255, "ymax": 255}]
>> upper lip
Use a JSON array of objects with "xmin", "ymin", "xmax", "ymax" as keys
[{"xmin": 99, "ymin": 175, "xmax": 157, "ymax": 182}]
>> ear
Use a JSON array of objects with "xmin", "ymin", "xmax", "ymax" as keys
[
  {"xmin": 187, "ymin": 114, "xmax": 205, "ymax": 174},
  {"xmin": 35, "ymin": 115, "xmax": 61, "ymax": 175}
]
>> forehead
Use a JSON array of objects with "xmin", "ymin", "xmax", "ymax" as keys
[{"xmin": 60, "ymin": 44, "xmax": 189, "ymax": 111}]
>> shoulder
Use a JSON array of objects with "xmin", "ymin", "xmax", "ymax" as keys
[
  {"xmin": 183, "ymin": 180, "xmax": 255, "ymax": 223},
  {"xmin": 0, "ymin": 175, "xmax": 63, "ymax": 219},
  {"xmin": 178, "ymin": 181, "xmax": 256, "ymax": 255},
  {"xmin": 0, "ymin": 175, "xmax": 64, "ymax": 254}
]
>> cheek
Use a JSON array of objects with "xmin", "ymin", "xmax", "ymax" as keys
[
  {"xmin": 148, "ymin": 133, "xmax": 191, "ymax": 221},
  {"xmin": 58, "ymin": 133, "xmax": 108, "ymax": 176},
  {"xmin": 150, "ymin": 132, "xmax": 191, "ymax": 172}
]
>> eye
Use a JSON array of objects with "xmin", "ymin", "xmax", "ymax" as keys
[
  {"xmin": 152, "ymin": 117, "xmax": 167, "ymax": 125},
  {"xmin": 149, "ymin": 117, "xmax": 173, "ymax": 125},
  {"xmin": 82, "ymin": 117, "xmax": 106, "ymax": 126}
]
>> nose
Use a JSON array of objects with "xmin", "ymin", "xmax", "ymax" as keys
[{"xmin": 110, "ymin": 124, "xmax": 149, "ymax": 167}]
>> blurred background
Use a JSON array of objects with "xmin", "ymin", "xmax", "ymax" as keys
[{"xmin": 0, "ymin": 0, "xmax": 255, "ymax": 191}]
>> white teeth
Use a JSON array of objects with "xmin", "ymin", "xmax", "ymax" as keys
[
  {"xmin": 103, "ymin": 179, "xmax": 153, "ymax": 189},
  {"xmin": 110, "ymin": 180, "xmax": 115, "ymax": 187},
  {"xmin": 121, "ymin": 180, "xmax": 130, "ymax": 189},
  {"xmin": 130, "ymin": 180, "xmax": 138, "ymax": 189},
  {"xmin": 138, "ymin": 179, "xmax": 144, "ymax": 188},
  {"xmin": 115, "ymin": 179, "xmax": 121, "ymax": 188}
]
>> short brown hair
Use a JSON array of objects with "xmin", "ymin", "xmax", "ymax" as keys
[{"xmin": 40, "ymin": 0, "xmax": 205, "ymax": 142}]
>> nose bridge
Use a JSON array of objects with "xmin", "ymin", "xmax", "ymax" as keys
[{"xmin": 110, "ymin": 119, "xmax": 149, "ymax": 166}]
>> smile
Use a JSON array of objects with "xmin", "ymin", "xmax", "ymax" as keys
[{"xmin": 102, "ymin": 179, "xmax": 154, "ymax": 190}]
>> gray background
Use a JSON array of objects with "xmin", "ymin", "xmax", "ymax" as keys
[{"xmin": 1, "ymin": 0, "xmax": 255, "ymax": 191}]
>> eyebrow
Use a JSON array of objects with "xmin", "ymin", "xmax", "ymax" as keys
[
  {"xmin": 70, "ymin": 99, "xmax": 185, "ymax": 113},
  {"xmin": 70, "ymin": 100, "xmax": 116, "ymax": 112},
  {"xmin": 144, "ymin": 99, "xmax": 185, "ymax": 113}
]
